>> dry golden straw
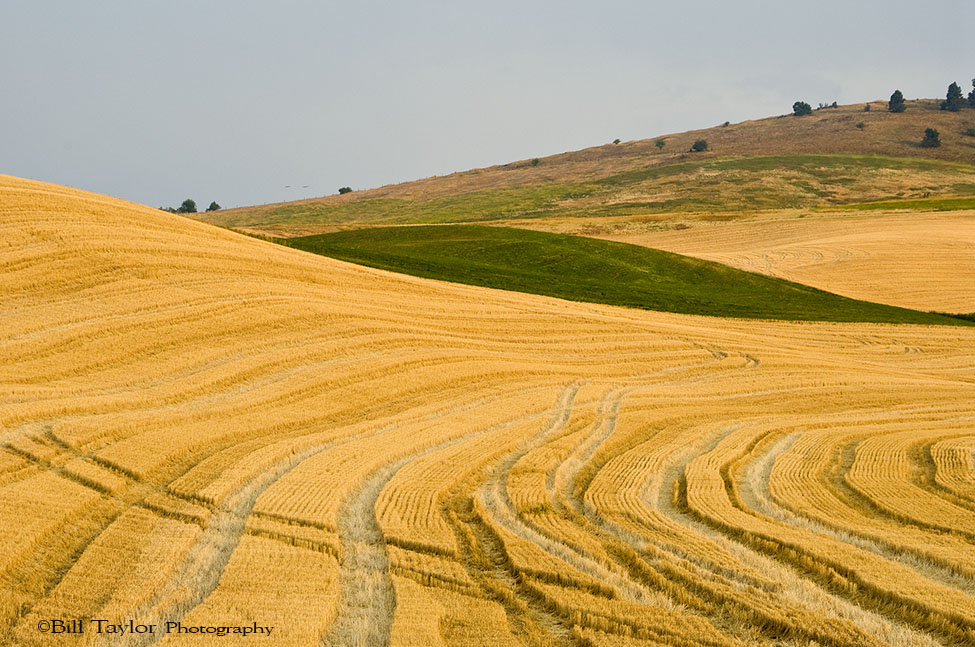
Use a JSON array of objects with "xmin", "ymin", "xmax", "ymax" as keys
[{"xmin": 2, "ymin": 175, "xmax": 974, "ymax": 646}]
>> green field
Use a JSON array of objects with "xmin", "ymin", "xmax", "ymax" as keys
[
  {"xmin": 282, "ymin": 225, "xmax": 971, "ymax": 325},
  {"xmin": 820, "ymin": 195, "xmax": 975, "ymax": 212}
]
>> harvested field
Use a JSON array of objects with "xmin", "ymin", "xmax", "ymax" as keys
[
  {"xmin": 3, "ymin": 174, "xmax": 975, "ymax": 646},
  {"xmin": 512, "ymin": 209, "xmax": 975, "ymax": 314}
]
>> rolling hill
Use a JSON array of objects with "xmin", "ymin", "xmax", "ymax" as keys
[
  {"xmin": 196, "ymin": 99, "xmax": 975, "ymax": 235},
  {"xmin": 3, "ymin": 174, "xmax": 975, "ymax": 646},
  {"xmin": 538, "ymin": 208, "xmax": 975, "ymax": 314},
  {"xmin": 282, "ymin": 225, "xmax": 969, "ymax": 325},
  {"xmin": 191, "ymin": 99, "xmax": 975, "ymax": 316}
]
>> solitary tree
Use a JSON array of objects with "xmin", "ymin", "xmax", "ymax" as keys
[
  {"xmin": 612, "ymin": 138, "xmax": 621, "ymax": 144},
  {"xmin": 941, "ymin": 82, "xmax": 965, "ymax": 111},
  {"xmin": 690, "ymin": 139, "xmax": 708, "ymax": 152},
  {"xmin": 206, "ymin": 201, "xmax": 221, "ymax": 212},
  {"xmin": 793, "ymin": 101, "xmax": 812, "ymax": 116},
  {"xmin": 920, "ymin": 128, "xmax": 941, "ymax": 148},
  {"xmin": 655, "ymin": 138, "xmax": 666, "ymax": 149},
  {"xmin": 888, "ymin": 90, "xmax": 906, "ymax": 113},
  {"xmin": 338, "ymin": 186, "xmax": 353, "ymax": 194},
  {"xmin": 176, "ymin": 199, "xmax": 197, "ymax": 214}
]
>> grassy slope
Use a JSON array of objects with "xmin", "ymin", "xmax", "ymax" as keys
[
  {"xmin": 198, "ymin": 99, "xmax": 975, "ymax": 236},
  {"xmin": 283, "ymin": 225, "xmax": 969, "ymax": 325},
  {"xmin": 196, "ymin": 99, "xmax": 975, "ymax": 319},
  {"xmin": 819, "ymin": 195, "xmax": 975, "ymax": 211},
  {"xmin": 210, "ymin": 154, "xmax": 975, "ymax": 233}
]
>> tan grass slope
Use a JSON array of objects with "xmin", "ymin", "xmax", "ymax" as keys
[
  {"xmin": 3, "ymin": 174, "xmax": 975, "ymax": 647},
  {"xmin": 203, "ymin": 99, "xmax": 975, "ymax": 230}
]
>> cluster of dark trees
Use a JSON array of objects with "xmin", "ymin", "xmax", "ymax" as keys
[
  {"xmin": 792, "ymin": 80, "xmax": 974, "ymax": 149},
  {"xmin": 160, "ymin": 199, "xmax": 220, "ymax": 214},
  {"xmin": 792, "ymin": 80, "xmax": 975, "ymax": 118},
  {"xmin": 888, "ymin": 80, "xmax": 975, "ymax": 147},
  {"xmin": 887, "ymin": 80, "xmax": 975, "ymax": 113},
  {"xmin": 940, "ymin": 80, "xmax": 975, "ymax": 112},
  {"xmin": 791, "ymin": 101, "xmax": 838, "ymax": 116},
  {"xmin": 793, "ymin": 101, "xmax": 813, "ymax": 116}
]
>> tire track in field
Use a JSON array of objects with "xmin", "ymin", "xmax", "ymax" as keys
[
  {"xmin": 739, "ymin": 432, "xmax": 975, "ymax": 595},
  {"xmin": 677, "ymin": 426, "xmax": 975, "ymax": 646},
  {"xmin": 522, "ymin": 356, "xmax": 765, "ymax": 605},
  {"xmin": 729, "ymin": 431, "xmax": 952, "ymax": 647},
  {"xmin": 95, "ymin": 440, "xmax": 335, "ymax": 647},
  {"xmin": 918, "ymin": 436, "xmax": 975, "ymax": 508},
  {"xmin": 2, "ymin": 379, "xmax": 549, "ymax": 637},
  {"xmin": 557, "ymin": 392, "xmax": 906, "ymax": 647},
  {"xmin": 548, "ymin": 387, "xmax": 629, "ymax": 506},
  {"xmin": 476, "ymin": 383, "xmax": 656, "ymax": 603},
  {"xmin": 322, "ymin": 388, "xmax": 567, "ymax": 647},
  {"xmin": 321, "ymin": 456, "xmax": 407, "ymax": 647},
  {"xmin": 4, "ymin": 429, "xmax": 212, "ymax": 521},
  {"xmin": 78, "ymin": 384, "xmax": 551, "ymax": 647},
  {"xmin": 658, "ymin": 428, "xmax": 902, "ymax": 647},
  {"xmin": 1, "ymin": 427, "xmax": 265, "ymax": 645},
  {"xmin": 485, "ymin": 379, "xmax": 761, "ymax": 645},
  {"xmin": 442, "ymin": 384, "xmax": 591, "ymax": 647},
  {"xmin": 547, "ymin": 396, "xmax": 845, "ymax": 646}
]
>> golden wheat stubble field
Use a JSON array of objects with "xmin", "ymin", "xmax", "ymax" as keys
[{"xmin": 2, "ymin": 174, "xmax": 975, "ymax": 647}]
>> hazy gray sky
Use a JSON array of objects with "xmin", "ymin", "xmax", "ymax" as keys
[{"xmin": 2, "ymin": 1, "xmax": 973, "ymax": 208}]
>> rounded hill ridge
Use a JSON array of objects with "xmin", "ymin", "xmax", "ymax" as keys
[{"xmin": 205, "ymin": 99, "xmax": 975, "ymax": 223}]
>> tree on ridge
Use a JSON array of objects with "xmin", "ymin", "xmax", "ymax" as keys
[
  {"xmin": 942, "ymin": 82, "xmax": 965, "ymax": 111},
  {"xmin": 888, "ymin": 90, "xmax": 906, "ymax": 113},
  {"xmin": 793, "ymin": 101, "xmax": 812, "ymax": 116}
]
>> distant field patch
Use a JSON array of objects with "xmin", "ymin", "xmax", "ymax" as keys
[
  {"xmin": 282, "ymin": 225, "xmax": 969, "ymax": 325},
  {"xmin": 821, "ymin": 196, "xmax": 975, "ymax": 212}
]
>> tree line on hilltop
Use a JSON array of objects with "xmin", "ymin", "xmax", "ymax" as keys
[
  {"xmin": 160, "ymin": 199, "xmax": 220, "ymax": 214},
  {"xmin": 159, "ymin": 78, "xmax": 975, "ymax": 208},
  {"xmin": 792, "ymin": 78, "xmax": 975, "ymax": 149}
]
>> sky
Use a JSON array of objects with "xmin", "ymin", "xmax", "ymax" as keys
[{"xmin": 2, "ymin": 1, "xmax": 974, "ymax": 209}]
